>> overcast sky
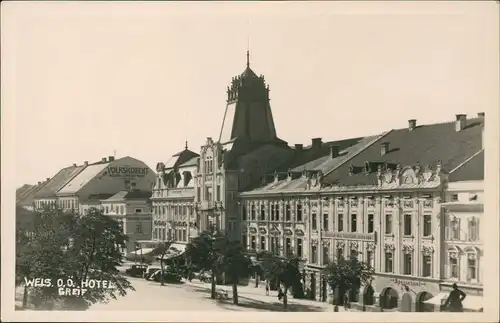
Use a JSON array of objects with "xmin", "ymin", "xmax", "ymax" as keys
[{"xmin": 2, "ymin": 1, "xmax": 498, "ymax": 187}]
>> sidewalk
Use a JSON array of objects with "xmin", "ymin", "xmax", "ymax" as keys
[{"xmin": 184, "ymin": 279, "xmax": 349, "ymax": 312}]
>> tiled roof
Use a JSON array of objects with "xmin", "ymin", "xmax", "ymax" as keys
[
  {"xmin": 449, "ymin": 150, "xmax": 484, "ymax": 182},
  {"xmin": 241, "ymin": 134, "xmax": 385, "ymax": 195},
  {"xmin": 80, "ymin": 193, "xmax": 115, "ymax": 203},
  {"xmin": 57, "ymin": 162, "xmax": 110, "ymax": 195},
  {"xmin": 16, "ymin": 184, "xmax": 34, "ymax": 200},
  {"xmin": 33, "ymin": 165, "xmax": 86, "ymax": 199},
  {"xmin": 17, "ymin": 182, "xmax": 49, "ymax": 206},
  {"xmin": 323, "ymin": 118, "xmax": 483, "ymax": 186},
  {"xmin": 177, "ymin": 156, "xmax": 198, "ymax": 168},
  {"xmin": 104, "ymin": 190, "xmax": 152, "ymax": 202}
]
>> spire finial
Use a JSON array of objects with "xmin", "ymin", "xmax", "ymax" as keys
[
  {"xmin": 185, "ymin": 140, "xmax": 188, "ymax": 150},
  {"xmin": 246, "ymin": 49, "xmax": 250, "ymax": 68}
]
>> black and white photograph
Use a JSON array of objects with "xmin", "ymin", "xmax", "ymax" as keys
[{"xmin": 1, "ymin": 1, "xmax": 499, "ymax": 322}]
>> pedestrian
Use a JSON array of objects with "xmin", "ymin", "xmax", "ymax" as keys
[
  {"xmin": 443, "ymin": 283, "xmax": 466, "ymax": 312},
  {"xmin": 265, "ymin": 281, "xmax": 270, "ymax": 296},
  {"xmin": 343, "ymin": 291, "xmax": 349, "ymax": 311},
  {"xmin": 278, "ymin": 287, "xmax": 284, "ymax": 301}
]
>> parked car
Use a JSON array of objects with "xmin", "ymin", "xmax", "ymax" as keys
[
  {"xmin": 144, "ymin": 266, "xmax": 162, "ymax": 280},
  {"xmin": 198, "ymin": 270, "xmax": 212, "ymax": 283},
  {"xmin": 125, "ymin": 264, "xmax": 148, "ymax": 278},
  {"xmin": 150, "ymin": 269, "xmax": 183, "ymax": 283}
]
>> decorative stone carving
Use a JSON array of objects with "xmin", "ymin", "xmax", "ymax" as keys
[
  {"xmin": 402, "ymin": 245, "xmax": 414, "ymax": 254},
  {"xmin": 385, "ymin": 198, "xmax": 394, "ymax": 207},
  {"xmin": 349, "ymin": 241, "xmax": 358, "ymax": 250},
  {"xmin": 384, "ymin": 244, "xmax": 395, "ymax": 252},
  {"xmin": 421, "ymin": 245, "xmax": 434, "ymax": 256},
  {"xmin": 322, "ymin": 239, "xmax": 331, "ymax": 247},
  {"xmin": 403, "ymin": 200, "xmax": 413, "ymax": 209},
  {"xmin": 310, "ymin": 239, "xmax": 318, "ymax": 247},
  {"xmin": 350, "ymin": 199, "xmax": 358, "ymax": 207},
  {"xmin": 467, "ymin": 253, "xmax": 477, "ymax": 260},
  {"xmin": 366, "ymin": 243, "xmax": 376, "ymax": 252},
  {"xmin": 423, "ymin": 200, "xmax": 433, "ymax": 208},
  {"xmin": 448, "ymin": 251, "xmax": 458, "ymax": 259},
  {"xmin": 336, "ymin": 241, "xmax": 345, "ymax": 249},
  {"xmin": 368, "ymin": 199, "xmax": 375, "ymax": 207},
  {"xmin": 337, "ymin": 199, "xmax": 345, "ymax": 208}
]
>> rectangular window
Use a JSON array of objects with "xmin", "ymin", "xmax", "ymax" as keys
[
  {"xmin": 423, "ymin": 214, "xmax": 432, "ymax": 236},
  {"xmin": 216, "ymin": 185, "xmax": 221, "ymax": 201},
  {"xmin": 251, "ymin": 236, "xmax": 256, "ymax": 250},
  {"xmin": 270, "ymin": 204, "xmax": 275, "ymax": 221},
  {"xmin": 260, "ymin": 236, "xmax": 266, "ymax": 251},
  {"xmin": 351, "ymin": 214, "xmax": 357, "ymax": 232},
  {"xmin": 154, "ymin": 228, "xmax": 158, "ymax": 239},
  {"xmin": 285, "ymin": 238, "xmax": 291, "ymax": 257},
  {"xmin": 403, "ymin": 253, "xmax": 412, "ymax": 275},
  {"xmin": 385, "ymin": 252, "xmax": 393, "ymax": 273},
  {"xmin": 251, "ymin": 205, "xmax": 256, "ymax": 220},
  {"xmin": 338, "ymin": 214, "xmax": 344, "ymax": 232},
  {"xmin": 368, "ymin": 214, "xmax": 374, "ymax": 233},
  {"xmin": 168, "ymin": 229, "xmax": 172, "ymax": 240},
  {"xmin": 311, "ymin": 245, "xmax": 317, "ymax": 264},
  {"xmin": 260, "ymin": 205, "xmax": 266, "ymax": 220},
  {"xmin": 285, "ymin": 204, "xmax": 291, "ymax": 221},
  {"xmin": 323, "ymin": 245, "xmax": 329, "ymax": 264},
  {"xmin": 450, "ymin": 257, "xmax": 458, "ymax": 278},
  {"xmin": 242, "ymin": 234, "xmax": 247, "ymax": 248},
  {"xmin": 270, "ymin": 237, "xmax": 275, "ymax": 254},
  {"xmin": 337, "ymin": 248, "xmax": 344, "ymax": 261},
  {"xmin": 135, "ymin": 223, "xmax": 142, "ymax": 233},
  {"xmin": 366, "ymin": 251, "xmax": 374, "ymax": 269},
  {"xmin": 323, "ymin": 214, "xmax": 329, "ymax": 231},
  {"xmin": 451, "ymin": 194, "xmax": 459, "ymax": 202},
  {"xmin": 385, "ymin": 214, "xmax": 392, "ymax": 234},
  {"xmin": 207, "ymin": 186, "xmax": 213, "ymax": 201},
  {"xmin": 422, "ymin": 255, "xmax": 432, "ymax": 277},
  {"xmin": 275, "ymin": 204, "xmax": 280, "ymax": 221},
  {"xmin": 467, "ymin": 257, "xmax": 477, "ymax": 280},
  {"xmin": 312, "ymin": 213, "xmax": 317, "ymax": 230},
  {"xmin": 404, "ymin": 214, "xmax": 412, "ymax": 236},
  {"xmin": 297, "ymin": 204, "xmax": 303, "ymax": 222},
  {"xmin": 242, "ymin": 205, "xmax": 247, "ymax": 221},
  {"xmin": 296, "ymin": 238, "xmax": 303, "ymax": 258},
  {"xmin": 197, "ymin": 187, "xmax": 201, "ymax": 200}
]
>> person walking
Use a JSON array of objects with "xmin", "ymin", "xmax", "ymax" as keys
[
  {"xmin": 443, "ymin": 283, "xmax": 467, "ymax": 312},
  {"xmin": 343, "ymin": 290, "xmax": 350, "ymax": 311},
  {"xmin": 265, "ymin": 281, "xmax": 270, "ymax": 296}
]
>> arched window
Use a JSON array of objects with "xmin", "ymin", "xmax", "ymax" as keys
[
  {"xmin": 447, "ymin": 246, "xmax": 460, "ymax": 279},
  {"xmin": 464, "ymin": 247, "xmax": 479, "ymax": 282}
]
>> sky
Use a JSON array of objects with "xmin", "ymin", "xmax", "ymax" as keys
[{"xmin": 2, "ymin": 1, "xmax": 498, "ymax": 187}]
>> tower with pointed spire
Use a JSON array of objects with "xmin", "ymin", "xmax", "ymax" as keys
[{"xmin": 218, "ymin": 51, "xmax": 279, "ymax": 144}]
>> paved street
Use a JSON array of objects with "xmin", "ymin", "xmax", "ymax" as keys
[{"xmin": 88, "ymin": 274, "xmax": 345, "ymax": 312}]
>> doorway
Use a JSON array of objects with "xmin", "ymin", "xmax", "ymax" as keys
[
  {"xmin": 310, "ymin": 273, "xmax": 316, "ymax": 300},
  {"xmin": 416, "ymin": 292, "xmax": 434, "ymax": 312},
  {"xmin": 380, "ymin": 287, "xmax": 399, "ymax": 310},
  {"xmin": 363, "ymin": 285, "xmax": 375, "ymax": 306}
]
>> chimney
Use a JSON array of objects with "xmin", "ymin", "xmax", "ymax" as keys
[
  {"xmin": 46, "ymin": 177, "xmax": 50, "ymax": 182},
  {"xmin": 101, "ymin": 157, "xmax": 107, "ymax": 163},
  {"xmin": 380, "ymin": 142, "xmax": 390, "ymax": 156},
  {"xmin": 478, "ymin": 112, "xmax": 485, "ymax": 118},
  {"xmin": 108, "ymin": 156, "xmax": 115, "ymax": 162},
  {"xmin": 455, "ymin": 114, "xmax": 467, "ymax": 132},
  {"xmin": 330, "ymin": 145, "xmax": 340, "ymax": 159},
  {"xmin": 38, "ymin": 181, "xmax": 42, "ymax": 185},
  {"xmin": 73, "ymin": 163, "xmax": 77, "ymax": 167},
  {"xmin": 311, "ymin": 138, "xmax": 322, "ymax": 150},
  {"xmin": 408, "ymin": 119, "xmax": 417, "ymax": 131},
  {"xmin": 294, "ymin": 144, "xmax": 303, "ymax": 152},
  {"xmin": 84, "ymin": 161, "xmax": 89, "ymax": 166}
]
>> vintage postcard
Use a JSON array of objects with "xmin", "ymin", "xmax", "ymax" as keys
[{"xmin": 1, "ymin": 1, "xmax": 499, "ymax": 322}]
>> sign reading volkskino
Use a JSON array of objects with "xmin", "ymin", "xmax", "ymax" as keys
[{"xmin": 106, "ymin": 166, "xmax": 149, "ymax": 178}]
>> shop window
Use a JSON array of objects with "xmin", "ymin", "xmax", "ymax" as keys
[{"xmin": 385, "ymin": 252, "xmax": 393, "ymax": 273}]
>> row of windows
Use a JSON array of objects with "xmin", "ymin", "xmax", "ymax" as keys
[
  {"xmin": 36, "ymin": 199, "xmax": 79, "ymax": 210},
  {"xmin": 445, "ymin": 217, "xmax": 480, "ymax": 241},
  {"xmin": 153, "ymin": 227, "xmax": 189, "ymax": 242},
  {"xmin": 448, "ymin": 253, "xmax": 479, "ymax": 282},
  {"xmin": 104, "ymin": 204, "xmax": 125, "ymax": 214},
  {"xmin": 195, "ymin": 186, "xmax": 223, "ymax": 202},
  {"xmin": 153, "ymin": 205, "xmax": 192, "ymax": 216},
  {"xmin": 203, "ymin": 157, "xmax": 214, "ymax": 174},
  {"xmin": 243, "ymin": 235, "xmax": 303, "ymax": 258},
  {"xmin": 243, "ymin": 204, "xmax": 303, "ymax": 222}
]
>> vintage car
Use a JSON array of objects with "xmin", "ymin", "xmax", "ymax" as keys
[
  {"xmin": 125, "ymin": 264, "xmax": 148, "ymax": 278},
  {"xmin": 149, "ymin": 268, "xmax": 183, "ymax": 283}
]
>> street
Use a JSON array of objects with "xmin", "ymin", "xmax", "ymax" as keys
[{"xmin": 88, "ymin": 274, "xmax": 344, "ymax": 312}]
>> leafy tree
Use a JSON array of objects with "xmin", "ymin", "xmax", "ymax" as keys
[
  {"xmin": 215, "ymin": 235, "xmax": 252, "ymax": 305},
  {"xmin": 324, "ymin": 254, "xmax": 374, "ymax": 306},
  {"xmin": 15, "ymin": 206, "xmax": 134, "ymax": 310},
  {"xmin": 150, "ymin": 241, "xmax": 173, "ymax": 286},
  {"xmin": 257, "ymin": 251, "xmax": 303, "ymax": 310},
  {"xmin": 185, "ymin": 228, "xmax": 223, "ymax": 299}
]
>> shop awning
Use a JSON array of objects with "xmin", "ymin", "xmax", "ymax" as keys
[
  {"xmin": 424, "ymin": 292, "xmax": 448, "ymax": 305},
  {"xmin": 129, "ymin": 248, "xmax": 155, "ymax": 255}
]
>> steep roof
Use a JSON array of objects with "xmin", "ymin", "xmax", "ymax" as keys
[
  {"xmin": 17, "ymin": 181, "xmax": 49, "ymax": 206},
  {"xmin": 164, "ymin": 148, "xmax": 199, "ymax": 169},
  {"xmin": 177, "ymin": 156, "xmax": 198, "ymax": 168},
  {"xmin": 449, "ymin": 150, "xmax": 484, "ymax": 182},
  {"xmin": 57, "ymin": 161, "xmax": 110, "ymax": 195},
  {"xmin": 33, "ymin": 164, "xmax": 86, "ymax": 199},
  {"xmin": 16, "ymin": 184, "xmax": 34, "ymax": 200},
  {"xmin": 323, "ymin": 117, "xmax": 484, "ymax": 186},
  {"xmin": 241, "ymin": 134, "xmax": 385, "ymax": 195}
]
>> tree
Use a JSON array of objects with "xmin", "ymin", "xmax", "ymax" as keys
[
  {"xmin": 185, "ymin": 228, "xmax": 222, "ymax": 299},
  {"xmin": 324, "ymin": 253, "xmax": 374, "ymax": 307},
  {"xmin": 257, "ymin": 251, "xmax": 303, "ymax": 310},
  {"xmin": 150, "ymin": 241, "xmax": 173, "ymax": 286},
  {"xmin": 215, "ymin": 235, "xmax": 252, "ymax": 305},
  {"xmin": 16, "ymin": 206, "xmax": 135, "ymax": 310}
]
